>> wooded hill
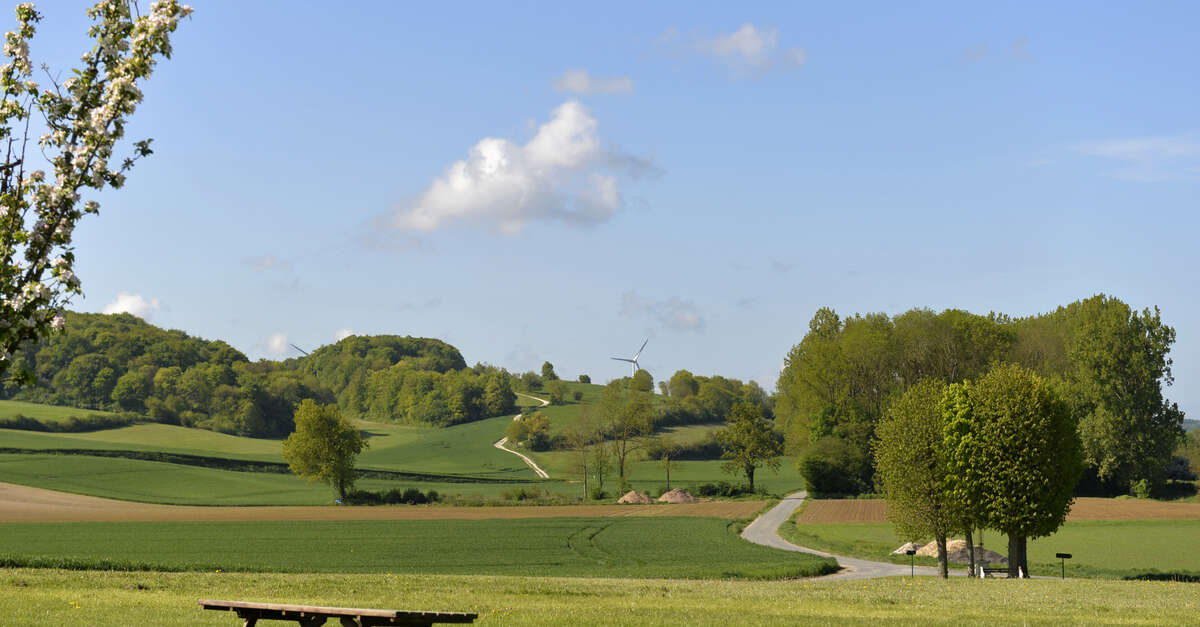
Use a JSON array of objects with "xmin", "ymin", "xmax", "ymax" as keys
[{"xmin": 1, "ymin": 312, "xmax": 516, "ymax": 437}]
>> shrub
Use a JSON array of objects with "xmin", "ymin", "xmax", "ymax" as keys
[
  {"xmin": 573, "ymin": 391, "xmax": 583, "ymax": 402},
  {"xmin": 693, "ymin": 481, "xmax": 752, "ymax": 498},
  {"xmin": 799, "ymin": 436, "xmax": 873, "ymax": 495}
]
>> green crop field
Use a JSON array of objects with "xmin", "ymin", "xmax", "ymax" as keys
[
  {"xmin": 2, "ymin": 569, "xmax": 1197, "ymax": 626},
  {"xmin": 0, "ymin": 454, "xmax": 544, "ymax": 505},
  {"xmin": 0, "ymin": 517, "xmax": 835, "ymax": 580},
  {"xmin": 0, "ymin": 399, "xmax": 111, "ymax": 422},
  {"xmin": 780, "ymin": 519, "xmax": 1200, "ymax": 580}
]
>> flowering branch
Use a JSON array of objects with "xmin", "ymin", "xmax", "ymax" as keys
[{"xmin": 0, "ymin": 0, "xmax": 191, "ymax": 382}]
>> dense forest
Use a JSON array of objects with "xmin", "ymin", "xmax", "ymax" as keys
[
  {"xmin": 776, "ymin": 294, "xmax": 1186, "ymax": 496},
  {"xmin": 1, "ymin": 312, "xmax": 516, "ymax": 437}
]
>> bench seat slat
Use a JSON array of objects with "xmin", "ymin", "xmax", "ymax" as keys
[{"xmin": 199, "ymin": 600, "xmax": 477, "ymax": 622}]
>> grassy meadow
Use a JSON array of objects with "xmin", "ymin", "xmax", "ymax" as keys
[
  {"xmin": 0, "ymin": 385, "xmax": 802, "ymax": 504},
  {"xmin": 2, "ymin": 569, "xmax": 1197, "ymax": 626},
  {"xmin": 0, "ymin": 517, "xmax": 834, "ymax": 579},
  {"xmin": 780, "ymin": 518, "xmax": 1200, "ymax": 580},
  {"xmin": 0, "ymin": 399, "xmax": 112, "ymax": 422}
]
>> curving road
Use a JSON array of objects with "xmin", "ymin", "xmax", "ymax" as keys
[
  {"xmin": 493, "ymin": 393, "xmax": 551, "ymax": 479},
  {"xmin": 741, "ymin": 491, "xmax": 943, "ymax": 580}
]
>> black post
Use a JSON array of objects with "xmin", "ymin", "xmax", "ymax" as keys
[
  {"xmin": 1055, "ymin": 552, "xmax": 1072, "ymax": 580},
  {"xmin": 906, "ymin": 549, "xmax": 916, "ymax": 578}
]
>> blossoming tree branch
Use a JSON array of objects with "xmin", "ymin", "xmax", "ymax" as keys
[{"xmin": 0, "ymin": 0, "xmax": 190, "ymax": 381}]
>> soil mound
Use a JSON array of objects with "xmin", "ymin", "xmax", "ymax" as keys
[
  {"xmin": 617, "ymin": 490, "xmax": 653, "ymax": 504},
  {"xmin": 915, "ymin": 539, "xmax": 1008, "ymax": 564},
  {"xmin": 891, "ymin": 542, "xmax": 921, "ymax": 555},
  {"xmin": 656, "ymin": 489, "xmax": 695, "ymax": 504}
]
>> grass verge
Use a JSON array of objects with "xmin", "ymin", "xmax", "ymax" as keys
[
  {"xmin": 779, "ymin": 519, "xmax": 1200, "ymax": 580},
  {"xmin": 2, "ymin": 569, "xmax": 1198, "ymax": 625}
]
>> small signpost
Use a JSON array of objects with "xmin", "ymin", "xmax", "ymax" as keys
[
  {"xmin": 905, "ymin": 549, "xmax": 917, "ymax": 577},
  {"xmin": 1056, "ymin": 552, "xmax": 1072, "ymax": 579}
]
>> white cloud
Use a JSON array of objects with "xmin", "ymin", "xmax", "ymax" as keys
[
  {"xmin": 265, "ymin": 332, "xmax": 289, "ymax": 355},
  {"xmin": 334, "ymin": 328, "xmax": 354, "ymax": 341},
  {"xmin": 102, "ymin": 292, "xmax": 160, "ymax": 319},
  {"xmin": 691, "ymin": 23, "xmax": 807, "ymax": 72},
  {"xmin": 1075, "ymin": 133, "xmax": 1200, "ymax": 181},
  {"xmin": 621, "ymin": 291, "xmax": 705, "ymax": 332},
  {"xmin": 391, "ymin": 100, "xmax": 653, "ymax": 235},
  {"xmin": 553, "ymin": 69, "xmax": 634, "ymax": 95}
]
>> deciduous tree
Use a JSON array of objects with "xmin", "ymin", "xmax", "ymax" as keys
[
  {"xmin": 716, "ymin": 401, "xmax": 782, "ymax": 492},
  {"xmin": 968, "ymin": 364, "xmax": 1082, "ymax": 577},
  {"xmin": 874, "ymin": 379, "xmax": 956, "ymax": 577},
  {"xmin": 282, "ymin": 400, "xmax": 367, "ymax": 500}
]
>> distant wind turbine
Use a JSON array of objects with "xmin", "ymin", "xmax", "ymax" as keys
[
  {"xmin": 611, "ymin": 339, "xmax": 648, "ymax": 376},
  {"xmin": 289, "ymin": 343, "xmax": 310, "ymax": 357}
]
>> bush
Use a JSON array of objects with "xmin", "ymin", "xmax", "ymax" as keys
[
  {"xmin": 1165, "ymin": 456, "xmax": 1197, "ymax": 481},
  {"xmin": 501, "ymin": 486, "xmax": 545, "ymax": 501},
  {"xmin": 693, "ymin": 481, "xmax": 752, "ymax": 498},
  {"xmin": 799, "ymin": 436, "xmax": 873, "ymax": 495},
  {"xmin": 578, "ymin": 374, "xmax": 590, "ymax": 383},
  {"xmin": 573, "ymin": 391, "xmax": 583, "ymax": 402},
  {"xmin": 0, "ymin": 412, "xmax": 138, "ymax": 432},
  {"xmin": 342, "ymin": 488, "xmax": 441, "ymax": 505},
  {"xmin": 588, "ymin": 486, "xmax": 607, "ymax": 501}
]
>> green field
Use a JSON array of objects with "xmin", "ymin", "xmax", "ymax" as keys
[
  {"xmin": 780, "ymin": 519, "xmax": 1200, "ymax": 580},
  {"xmin": 0, "ymin": 517, "xmax": 835, "ymax": 579},
  {"xmin": 1, "ymin": 390, "xmax": 807, "ymax": 504},
  {"xmin": 2, "ymin": 569, "xmax": 1197, "ymax": 626},
  {"xmin": 0, "ymin": 454, "xmax": 540, "ymax": 504},
  {"xmin": 0, "ymin": 399, "xmax": 112, "ymax": 422}
]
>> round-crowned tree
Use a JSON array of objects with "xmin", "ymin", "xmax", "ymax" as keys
[{"xmin": 282, "ymin": 400, "xmax": 367, "ymax": 500}]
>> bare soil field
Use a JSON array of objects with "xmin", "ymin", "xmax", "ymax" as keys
[
  {"xmin": 794, "ymin": 497, "xmax": 1200, "ymax": 524},
  {"xmin": 0, "ymin": 482, "xmax": 764, "ymax": 523}
]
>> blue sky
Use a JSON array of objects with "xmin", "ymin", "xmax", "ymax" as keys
[{"xmin": 27, "ymin": 2, "xmax": 1199, "ymax": 417}]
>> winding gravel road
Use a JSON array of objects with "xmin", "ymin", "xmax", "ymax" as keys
[
  {"xmin": 492, "ymin": 393, "xmax": 551, "ymax": 479},
  {"xmin": 741, "ymin": 491, "xmax": 943, "ymax": 580}
]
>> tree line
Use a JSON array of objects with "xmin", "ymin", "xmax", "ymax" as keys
[
  {"xmin": 3, "ymin": 312, "xmax": 517, "ymax": 436},
  {"xmin": 777, "ymin": 295, "xmax": 1186, "ymax": 497}
]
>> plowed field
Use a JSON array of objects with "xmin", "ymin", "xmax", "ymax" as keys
[
  {"xmin": 0, "ymin": 482, "xmax": 764, "ymax": 522},
  {"xmin": 793, "ymin": 497, "xmax": 1200, "ymax": 524}
]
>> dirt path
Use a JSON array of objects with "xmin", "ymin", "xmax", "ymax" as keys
[
  {"xmin": 493, "ymin": 393, "xmax": 551, "ymax": 479},
  {"xmin": 741, "ymin": 491, "xmax": 943, "ymax": 581},
  {"xmin": 0, "ymin": 482, "xmax": 765, "ymax": 523}
]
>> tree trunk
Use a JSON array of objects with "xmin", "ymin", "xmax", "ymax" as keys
[
  {"xmin": 337, "ymin": 477, "xmax": 346, "ymax": 501},
  {"xmin": 936, "ymin": 535, "xmax": 948, "ymax": 579},
  {"xmin": 965, "ymin": 528, "xmax": 976, "ymax": 578},
  {"xmin": 581, "ymin": 453, "xmax": 588, "ymax": 499},
  {"xmin": 746, "ymin": 465, "xmax": 756, "ymax": 492},
  {"xmin": 1007, "ymin": 533, "xmax": 1027, "ymax": 578},
  {"xmin": 665, "ymin": 457, "xmax": 671, "ymax": 490}
]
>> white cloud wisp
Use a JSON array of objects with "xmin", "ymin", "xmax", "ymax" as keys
[
  {"xmin": 621, "ymin": 291, "xmax": 706, "ymax": 332},
  {"xmin": 687, "ymin": 23, "xmax": 807, "ymax": 73},
  {"xmin": 1075, "ymin": 133, "xmax": 1200, "ymax": 181},
  {"xmin": 553, "ymin": 69, "xmax": 634, "ymax": 95},
  {"xmin": 392, "ymin": 100, "xmax": 653, "ymax": 235},
  {"xmin": 102, "ymin": 292, "xmax": 161, "ymax": 319}
]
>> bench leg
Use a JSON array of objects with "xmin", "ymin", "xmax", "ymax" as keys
[
  {"xmin": 243, "ymin": 620, "xmax": 256, "ymax": 627},
  {"xmin": 339, "ymin": 618, "xmax": 362, "ymax": 627}
]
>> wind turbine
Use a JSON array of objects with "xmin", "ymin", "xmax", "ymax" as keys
[{"xmin": 611, "ymin": 339, "xmax": 648, "ymax": 376}]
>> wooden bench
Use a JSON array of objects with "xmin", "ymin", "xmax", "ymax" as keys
[
  {"xmin": 199, "ymin": 599, "xmax": 478, "ymax": 627},
  {"xmin": 980, "ymin": 566, "xmax": 1026, "ymax": 579}
]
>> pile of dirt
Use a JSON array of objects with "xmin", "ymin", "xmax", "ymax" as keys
[
  {"xmin": 656, "ymin": 489, "xmax": 695, "ymax": 504},
  {"xmin": 617, "ymin": 490, "xmax": 653, "ymax": 504},
  {"xmin": 891, "ymin": 542, "xmax": 922, "ymax": 555},
  {"xmin": 915, "ymin": 539, "xmax": 1008, "ymax": 564}
]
